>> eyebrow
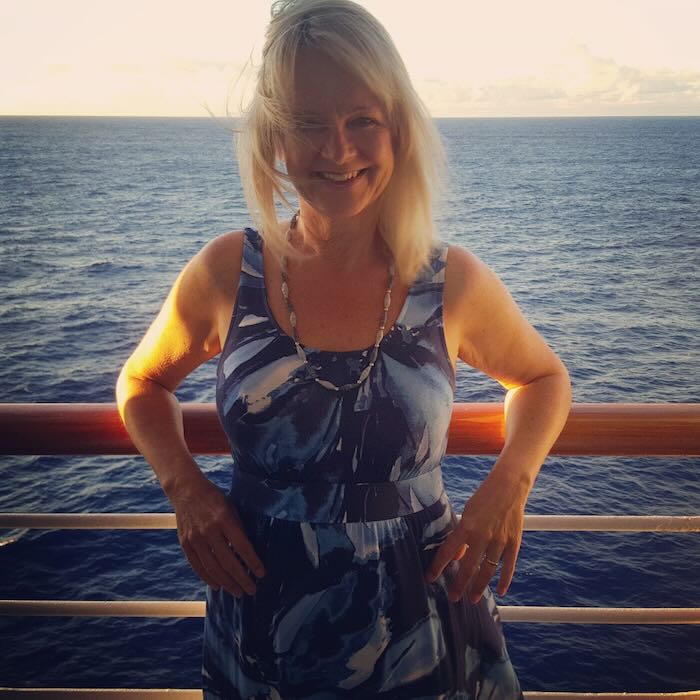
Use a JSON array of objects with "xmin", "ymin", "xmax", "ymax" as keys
[
  {"xmin": 346, "ymin": 104, "xmax": 385, "ymax": 114},
  {"xmin": 294, "ymin": 104, "xmax": 383, "ymax": 118}
]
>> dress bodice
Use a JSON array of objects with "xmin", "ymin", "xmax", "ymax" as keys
[{"xmin": 215, "ymin": 227, "xmax": 455, "ymax": 488}]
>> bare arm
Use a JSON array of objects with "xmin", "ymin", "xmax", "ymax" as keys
[
  {"xmin": 116, "ymin": 230, "xmax": 265, "ymax": 595},
  {"xmin": 427, "ymin": 245, "xmax": 572, "ymax": 601},
  {"xmin": 116, "ymin": 232, "xmax": 232, "ymax": 495}
]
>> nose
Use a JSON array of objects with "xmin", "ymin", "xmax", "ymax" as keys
[{"xmin": 318, "ymin": 123, "xmax": 356, "ymax": 164}]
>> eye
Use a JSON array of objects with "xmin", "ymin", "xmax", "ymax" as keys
[
  {"xmin": 295, "ymin": 122, "xmax": 323, "ymax": 133},
  {"xmin": 351, "ymin": 117, "xmax": 377, "ymax": 127},
  {"xmin": 291, "ymin": 115, "xmax": 325, "ymax": 132}
]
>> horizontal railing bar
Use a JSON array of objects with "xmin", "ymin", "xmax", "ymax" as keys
[
  {"xmin": 524, "ymin": 515, "xmax": 700, "ymax": 532},
  {"xmin": 0, "ymin": 692, "xmax": 203, "ymax": 699},
  {"xmin": 502, "ymin": 606, "xmax": 700, "ymax": 624},
  {"xmin": 2, "ymin": 513, "xmax": 699, "ymax": 532},
  {"xmin": 525, "ymin": 694, "xmax": 700, "ymax": 699},
  {"xmin": 1, "ymin": 600, "xmax": 698, "ymax": 623},
  {"xmin": 0, "ymin": 513, "xmax": 176, "ymax": 529},
  {"xmin": 0, "ymin": 600, "xmax": 206, "ymax": 617},
  {"xmin": 1, "ymin": 403, "xmax": 699, "ymax": 456},
  {"xmin": 0, "ymin": 692, "xmax": 699, "ymax": 700}
]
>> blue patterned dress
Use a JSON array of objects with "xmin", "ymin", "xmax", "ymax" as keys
[{"xmin": 203, "ymin": 228, "xmax": 523, "ymax": 699}]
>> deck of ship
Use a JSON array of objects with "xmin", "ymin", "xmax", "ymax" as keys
[{"xmin": 1, "ymin": 402, "xmax": 699, "ymax": 699}]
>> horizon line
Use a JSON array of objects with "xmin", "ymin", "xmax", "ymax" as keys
[{"xmin": 2, "ymin": 113, "xmax": 699, "ymax": 120}]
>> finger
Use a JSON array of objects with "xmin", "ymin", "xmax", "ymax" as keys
[
  {"xmin": 181, "ymin": 540, "xmax": 223, "ymax": 591},
  {"xmin": 195, "ymin": 543, "xmax": 245, "ymax": 598},
  {"xmin": 453, "ymin": 544, "xmax": 468, "ymax": 561},
  {"xmin": 222, "ymin": 518, "xmax": 266, "ymax": 579},
  {"xmin": 468, "ymin": 550, "xmax": 503, "ymax": 604},
  {"xmin": 497, "ymin": 539, "xmax": 521, "ymax": 597},
  {"xmin": 447, "ymin": 544, "xmax": 485, "ymax": 602},
  {"xmin": 425, "ymin": 529, "xmax": 469, "ymax": 582},
  {"xmin": 212, "ymin": 535, "xmax": 258, "ymax": 595}
]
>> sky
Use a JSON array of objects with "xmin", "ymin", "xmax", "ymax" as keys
[{"xmin": 1, "ymin": 0, "xmax": 699, "ymax": 118}]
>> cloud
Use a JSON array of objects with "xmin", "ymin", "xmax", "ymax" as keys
[
  {"xmin": 416, "ymin": 44, "xmax": 700, "ymax": 116},
  {"xmin": 8, "ymin": 42, "xmax": 699, "ymax": 118}
]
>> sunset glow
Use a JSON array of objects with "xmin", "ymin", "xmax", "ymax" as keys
[{"xmin": 1, "ymin": 0, "xmax": 698, "ymax": 117}]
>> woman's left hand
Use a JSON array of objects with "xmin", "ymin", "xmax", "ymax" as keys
[{"xmin": 425, "ymin": 468, "xmax": 529, "ymax": 603}]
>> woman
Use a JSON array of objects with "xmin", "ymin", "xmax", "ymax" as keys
[{"xmin": 116, "ymin": 0, "xmax": 571, "ymax": 697}]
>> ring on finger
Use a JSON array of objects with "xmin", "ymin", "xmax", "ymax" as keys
[{"xmin": 483, "ymin": 556, "xmax": 500, "ymax": 567}]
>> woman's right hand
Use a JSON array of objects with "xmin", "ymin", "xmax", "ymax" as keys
[{"xmin": 168, "ymin": 473, "xmax": 266, "ymax": 598}]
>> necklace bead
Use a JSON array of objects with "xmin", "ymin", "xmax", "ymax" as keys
[{"xmin": 280, "ymin": 211, "xmax": 395, "ymax": 392}]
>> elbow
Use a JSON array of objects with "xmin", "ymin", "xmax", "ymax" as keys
[
  {"xmin": 115, "ymin": 361, "xmax": 174, "ymax": 424},
  {"xmin": 115, "ymin": 360, "xmax": 147, "ymax": 421},
  {"xmin": 547, "ymin": 361, "xmax": 573, "ymax": 426},
  {"xmin": 115, "ymin": 363, "xmax": 132, "ymax": 422},
  {"xmin": 504, "ymin": 359, "xmax": 572, "ymax": 415},
  {"xmin": 543, "ymin": 357, "xmax": 572, "ymax": 410},
  {"xmin": 558, "ymin": 358, "xmax": 573, "ymax": 407}
]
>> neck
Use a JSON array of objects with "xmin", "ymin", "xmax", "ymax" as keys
[{"xmin": 290, "ymin": 206, "xmax": 385, "ymax": 270}]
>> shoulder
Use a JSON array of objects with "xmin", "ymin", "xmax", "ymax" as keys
[
  {"xmin": 443, "ymin": 244, "xmax": 517, "ymax": 346},
  {"xmin": 195, "ymin": 229, "xmax": 247, "ymax": 278},
  {"xmin": 444, "ymin": 244, "xmax": 496, "ymax": 304},
  {"xmin": 167, "ymin": 229, "xmax": 250, "ymax": 337},
  {"xmin": 185, "ymin": 229, "xmax": 248, "ymax": 301}
]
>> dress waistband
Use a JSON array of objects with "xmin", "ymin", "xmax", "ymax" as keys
[{"xmin": 228, "ymin": 467, "xmax": 445, "ymax": 523}]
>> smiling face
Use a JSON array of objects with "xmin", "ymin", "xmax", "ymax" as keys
[{"xmin": 279, "ymin": 48, "xmax": 396, "ymax": 223}]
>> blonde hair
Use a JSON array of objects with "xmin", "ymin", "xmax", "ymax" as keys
[{"xmin": 237, "ymin": 0, "xmax": 445, "ymax": 283}]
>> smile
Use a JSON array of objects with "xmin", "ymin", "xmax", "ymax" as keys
[{"xmin": 316, "ymin": 169, "xmax": 367, "ymax": 182}]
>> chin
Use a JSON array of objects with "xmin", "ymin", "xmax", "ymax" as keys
[{"xmin": 298, "ymin": 181, "xmax": 389, "ymax": 221}]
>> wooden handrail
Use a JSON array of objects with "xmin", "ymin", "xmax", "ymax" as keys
[
  {"xmin": 0, "ymin": 403, "xmax": 698, "ymax": 456},
  {"xmin": 0, "ymin": 690, "xmax": 697, "ymax": 700}
]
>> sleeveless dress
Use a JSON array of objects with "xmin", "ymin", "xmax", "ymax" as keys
[{"xmin": 203, "ymin": 227, "xmax": 523, "ymax": 699}]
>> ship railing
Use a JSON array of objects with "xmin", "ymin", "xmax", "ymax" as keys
[{"xmin": 1, "ymin": 402, "xmax": 699, "ymax": 700}]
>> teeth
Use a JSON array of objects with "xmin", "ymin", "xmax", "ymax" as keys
[{"xmin": 319, "ymin": 170, "xmax": 361, "ymax": 181}]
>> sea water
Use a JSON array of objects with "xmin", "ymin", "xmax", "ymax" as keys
[{"xmin": 0, "ymin": 115, "xmax": 698, "ymax": 692}]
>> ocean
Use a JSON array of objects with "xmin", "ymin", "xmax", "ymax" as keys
[{"xmin": 0, "ymin": 115, "xmax": 698, "ymax": 693}]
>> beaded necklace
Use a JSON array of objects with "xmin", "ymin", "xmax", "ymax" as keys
[{"xmin": 280, "ymin": 211, "xmax": 395, "ymax": 392}]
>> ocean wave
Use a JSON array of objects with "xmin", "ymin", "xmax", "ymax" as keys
[{"xmin": 1, "ymin": 115, "xmax": 698, "ymax": 692}]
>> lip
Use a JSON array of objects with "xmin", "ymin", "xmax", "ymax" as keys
[{"xmin": 314, "ymin": 168, "xmax": 369, "ymax": 186}]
